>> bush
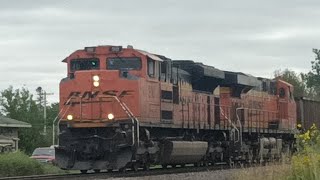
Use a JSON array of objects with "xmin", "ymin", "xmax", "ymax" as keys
[
  {"xmin": 289, "ymin": 124, "xmax": 320, "ymax": 180},
  {"xmin": 0, "ymin": 151, "xmax": 44, "ymax": 177},
  {"xmin": 0, "ymin": 151, "xmax": 66, "ymax": 177}
]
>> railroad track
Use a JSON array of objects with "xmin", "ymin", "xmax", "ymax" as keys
[
  {"xmin": 0, "ymin": 164, "xmax": 234, "ymax": 180},
  {"xmin": 0, "ymin": 162, "xmax": 285, "ymax": 180}
]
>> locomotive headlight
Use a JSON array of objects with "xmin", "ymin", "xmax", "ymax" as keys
[
  {"xmin": 93, "ymin": 81, "xmax": 100, "ymax": 87},
  {"xmin": 107, "ymin": 113, "xmax": 114, "ymax": 120},
  {"xmin": 93, "ymin": 75, "xmax": 100, "ymax": 81},
  {"xmin": 67, "ymin": 114, "xmax": 73, "ymax": 121},
  {"xmin": 93, "ymin": 75, "xmax": 100, "ymax": 87}
]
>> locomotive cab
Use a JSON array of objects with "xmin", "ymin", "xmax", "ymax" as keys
[
  {"xmin": 59, "ymin": 46, "xmax": 151, "ymax": 125},
  {"xmin": 276, "ymin": 80, "xmax": 296, "ymax": 130}
]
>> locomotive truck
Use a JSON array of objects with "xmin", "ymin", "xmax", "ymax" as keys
[{"xmin": 55, "ymin": 45, "xmax": 296, "ymax": 172}]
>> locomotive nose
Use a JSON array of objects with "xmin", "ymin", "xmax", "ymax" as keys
[{"xmin": 60, "ymin": 70, "xmax": 140, "ymax": 124}]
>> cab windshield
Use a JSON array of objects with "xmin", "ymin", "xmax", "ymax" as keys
[
  {"xmin": 70, "ymin": 58, "xmax": 100, "ymax": 71},
  {"xmin": 107, "ymin": 57, "xmax": 141, "ymax": 70}
]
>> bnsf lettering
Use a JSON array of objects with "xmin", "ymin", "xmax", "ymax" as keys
[
  {"xmin": 67, "ymin": 91, "xmax": 100, "ymax": 99},
  {"xmin": 102, "ymin": 90, "xmax": 118, "ymax": 96},
  {"xmin": 68, "ymin": 92, "xmax": 81, "ymax": 98},
  {"xmin": 82, "ymin": 91, "xmax": 99, "ymax": 99},
  {"xmin": 119, "ymin": 90, "xmax": 133, "ymax": 97},
  {"xmin": 101, "ymin": 90, "xmax": 134, "ymax": 97}
]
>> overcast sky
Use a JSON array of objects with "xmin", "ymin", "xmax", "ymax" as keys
[{"xmin": 1, "ymin": 0, "xmax": 319, "ymax": 102}]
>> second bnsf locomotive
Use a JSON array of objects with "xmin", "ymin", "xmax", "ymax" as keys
[{"xmin": 56, "ymin": 45, "xmax": 296, "ymax": 172}]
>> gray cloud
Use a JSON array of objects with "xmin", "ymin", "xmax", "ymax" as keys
[{"xmin": 1, "ymin": 0, "xmax": 319, "ymax": 102}]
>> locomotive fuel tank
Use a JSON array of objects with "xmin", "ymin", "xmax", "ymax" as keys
[{"xmin": 160, "ymin": 141, "xmax": 208, "ymax": 165}]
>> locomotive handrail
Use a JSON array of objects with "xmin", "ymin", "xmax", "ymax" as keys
[
  {"xmin": 236, "ymin": 108, "xmax": 243, "ymax": 146},
  {"xmin": 112, "ymin": 96, "xmax": 140, "ymax": 148},
  {"xmin": 219, "ymin": 107, "xmax": 240, "ymax": 143},
  {"xmin": 52, "ymin": 97, "xmax": 73, "ymax": 145}
]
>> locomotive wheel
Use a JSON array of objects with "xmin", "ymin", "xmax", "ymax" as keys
[
  {"xmin": 132, "ymin": 163, "xmax": 139, "ymax": 172},
  {"xmin": 143, "ymin": 163, "xmax": 150, "ymax": 171},
  {"xmin": 94, "ymin": 169, "xmax": 101, "ymax": 173},
  {"xmin": 203, "ymin": 161, "xmax": 209, "ymax": 167},
  {"xmin": 248, "ymin": 151, "xmax": 253, "ymax": 166},
  {"xmin": 80, "ymin": 170, "xmax": 88, "ymax": 174},
  {"xmin": 194, "ymin": 162, "xmax": 201, "ymax": 167},
  {"xmin": 228, "ymin": 158, "xmax": 235, "ymax": 168},
  {"xmin": 238, "ymin": 161, "xmax": 245, "ymax": 168},
  {"xmin": 119, "ymin": 167, "xmax": 127, "ymax": 173}
]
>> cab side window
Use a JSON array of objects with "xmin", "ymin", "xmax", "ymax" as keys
[
  {"xmin": 147, "ymin": 58, "xmax": 155, "ymax": 78},
  {"xmin": 160, "ymin": 62, "xmax": 167, "ymax": 82},
  {"xmin": 279, "ymin": 88, "xmax": 286, "ymax": 98}
]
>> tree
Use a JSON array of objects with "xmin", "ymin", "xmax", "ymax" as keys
[
  {"xmin": 46, "ymin": 103, "xmax": 59, "ymax": 127},
  {"xmin": 304, "ymin": 49, "xmax": 320, "ymax": 99},
  {"xmin": 0, "ymin": 86, "xmax": 57, "ymax": 154},
  {"xmin": 274, "ymin": 69, "xmax": 310, "ymax": 98}
]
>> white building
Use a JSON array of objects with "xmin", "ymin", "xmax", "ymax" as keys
[{"xmin": 0, "ymin": 116, "xmax": 31, "ymax": 152}]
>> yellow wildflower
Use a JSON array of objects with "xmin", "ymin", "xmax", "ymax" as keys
[
  {"xmin": 304, "ymin": 130, "xmax": 311, "ymax": 141},
  {"xmin": 299, "ymin": 134, "xmax": 304, "ymax": 138}
]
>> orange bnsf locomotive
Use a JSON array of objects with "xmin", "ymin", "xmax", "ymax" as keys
[{"xmin": 55, "ymin": 45, "xmax": 296, "ymax": 172}]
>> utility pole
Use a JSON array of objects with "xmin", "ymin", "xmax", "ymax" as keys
[{"xmin": 36, "ymin": 87, "xmax": 53, "ymax": 135}]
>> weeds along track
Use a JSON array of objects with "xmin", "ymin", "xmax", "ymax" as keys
[{"xmin": 0, "ymin": 163, "xmax": 284, "ymax": 180}]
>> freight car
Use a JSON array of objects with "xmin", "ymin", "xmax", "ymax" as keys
[
  {"xmin": 296, "ymin": 97, "xmax": 320, "ymax": 130},
  {"xmin": 55, "ymin": 45, "xmax": 296, "ymax": 173}
]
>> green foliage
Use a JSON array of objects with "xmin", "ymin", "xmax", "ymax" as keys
[
  {"xmin": 289, "ymin": 124, "xmax": 320, "ymax": 180},
  {"xmin": 304, "ymin": 49, "xmax": 320, "ymax": 99},
  {"xmin": 46, "ymin": 103, "xmax": 59, "ymax": 127},
  {"xmin": 0, "ymin": 86, "xmax": 58, "ymax": 154},
  {"xmin": 0, "ymin": 151, "xmax": 43, "ymax": 177},
  {"xmin": 0, "ymin": 151, "xmax": 65, "ymax": 177}
]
